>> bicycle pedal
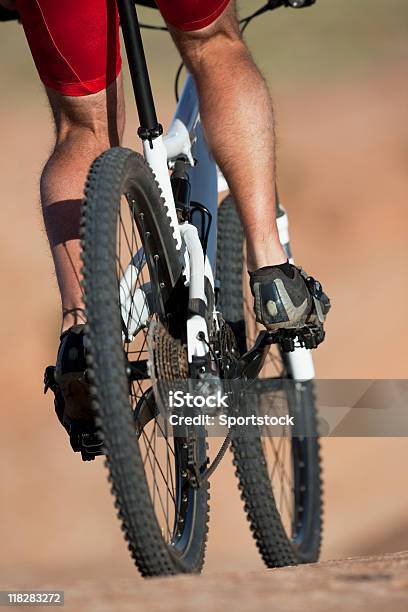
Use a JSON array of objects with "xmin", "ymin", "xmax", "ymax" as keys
[{"xmin": 269, "ymin": 324, "xmax": 325, "ymax": 353}]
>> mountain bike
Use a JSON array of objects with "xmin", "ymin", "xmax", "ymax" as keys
[{"xmin": 79, "ymin": 0, "xmax": 323, "ymax": 576}]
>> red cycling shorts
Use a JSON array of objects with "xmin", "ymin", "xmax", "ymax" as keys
[{"xmin": 15, "ymin": 0, "xmax": 230, "ymax": 97}]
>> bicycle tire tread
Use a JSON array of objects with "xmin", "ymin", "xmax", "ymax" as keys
[
  {"xmin": 217, "ymin": 194, "xmax": 323, "ymax": 566},
  {"xmin": 81, "ymin": 147, "xmax": 209, "ymax": 576}
]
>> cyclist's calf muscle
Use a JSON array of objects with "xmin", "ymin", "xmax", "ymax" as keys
[
  {"xmin": 168, "ymin": 4, "xmax": 287, "ymax": 271},
  {"xmin": 42, "ymin": 76, "xmax": 125, "ymax": 332}
]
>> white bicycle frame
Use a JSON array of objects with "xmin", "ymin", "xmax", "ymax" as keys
[{"xmin": 122, "ymin": 74, "xmax": 315, "ymax": 381}]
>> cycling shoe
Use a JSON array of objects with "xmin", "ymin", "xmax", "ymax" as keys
[
  {"xmin": 44, "ymin": 324, "xmax": 104, "ymax": 461},
  {"xmin": 249, "ymin": 263, "xmax": 330, "ymax": 351}
]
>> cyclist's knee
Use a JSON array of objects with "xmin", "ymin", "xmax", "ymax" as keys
[
  {"xmin": 47, "ymin": 74, "xmax": 125, "ymax": 150},
  {"xmin": 169, "ymin": 1, "xmax": 246, "ymax": 73}
]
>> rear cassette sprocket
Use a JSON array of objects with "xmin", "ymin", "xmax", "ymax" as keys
[{"xmin": 147, "ymin": 320, "xmax": 189, "ymax": 417}]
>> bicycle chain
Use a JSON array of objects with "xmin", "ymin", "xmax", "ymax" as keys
[{"xmin": 147, "ymin": 319, "xmax": 242, "ymax": 488}]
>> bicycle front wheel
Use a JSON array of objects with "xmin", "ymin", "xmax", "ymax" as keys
[{"xmin": 81, "ymin": 147, "xmax": 209, "ymax": 576}]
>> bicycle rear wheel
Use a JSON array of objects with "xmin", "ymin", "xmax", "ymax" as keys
[
  {"xmin": 217, "ymin": 194, "xmax": 323, "ymax": 566},
  {"xmin": 81, "ymin": 147, "xmax": 209, "ymax": 576}
]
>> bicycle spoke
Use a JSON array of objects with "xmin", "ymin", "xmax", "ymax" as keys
[{"xmin": 141, "ymin": 427, "xmax": 175, "ymax": 538}]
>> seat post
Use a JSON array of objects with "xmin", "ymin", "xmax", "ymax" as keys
[{"xmin": 116, "ymin": 0, "xmax": 163, "ymax": 141}]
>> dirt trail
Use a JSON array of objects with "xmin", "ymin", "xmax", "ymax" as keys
[{"xmin": 5, "ymin": 551, "xmax": 405, "ymax": 612}]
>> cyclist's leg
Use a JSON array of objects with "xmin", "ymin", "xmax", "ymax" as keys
[
  {"xmin": 15, "ymin": 0, "xmax": 124, "ymax": 332},
  {"xmin": 162, "ymin": 0, "xmax": 287, "ymax": 272},
  {"xmin": 42, "ymin": 80, "xmax": 125, "ymax": 333},
  {"xmin": 41, "ymin": 85, "xmax": 125, "ymax": 451}
]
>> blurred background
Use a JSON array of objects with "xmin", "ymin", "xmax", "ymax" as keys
[{"xmin": 1, "ymin": 0, "xmax": 408, "ymax": 585}]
